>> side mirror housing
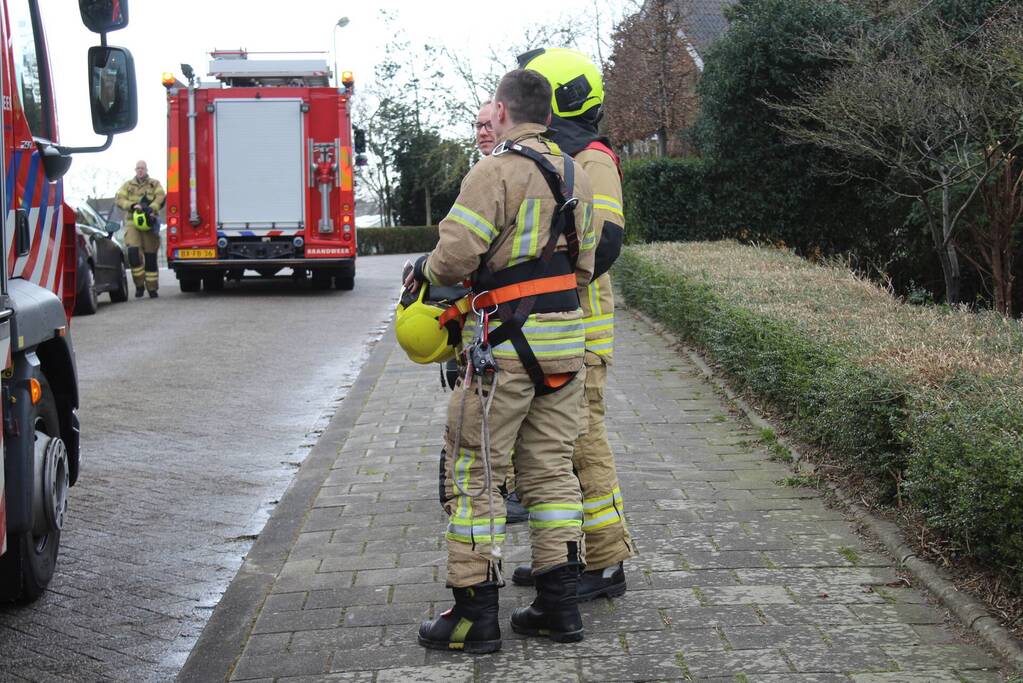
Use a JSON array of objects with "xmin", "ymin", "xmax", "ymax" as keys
[
  {"xmin": 36, "ymin": 139, "xmax": 74, "ymax": 182},
  {"xmin": 79, "ymin": 0, "xmax": 128, "ymax": 33},
  {"xmin": 89, "ymin": 46, "xmax": 138, "ymax": 135},
  {"xmin": 354, "ymin": 127, "xmax": 367, "ymax": 154}
]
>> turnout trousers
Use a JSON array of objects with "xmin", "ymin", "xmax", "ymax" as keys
[
  {"xmin": 442, "ymin": 367, "xmax": 587, "ymax": 587},
  {"xmin": 575, "ymin": 355, "xmax": 634, "ymax": 570},
  {"xmin": 124, "ymin": 225, "xmax": 160, "ymax": 292}
]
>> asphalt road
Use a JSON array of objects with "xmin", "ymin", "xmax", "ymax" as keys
[{"xmin": 0, "ymin": 254, "xmax": 410, "ymax": 682}]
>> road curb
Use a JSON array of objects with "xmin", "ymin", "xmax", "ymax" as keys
[
  {"xmin": 630, "ymin": 307, "xmax": 1023, "ymax": 674},
  {"xmin": 176, "ymin": 332, "xmax": 396, "ymax": 682}
]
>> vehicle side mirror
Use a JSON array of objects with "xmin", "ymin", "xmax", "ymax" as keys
[
  {"xmin": 354, "ymin": 127, "xmax": 367, "ymax": 154},
  {"xmin": 88, "ymin": 46, "xmax": 138, "ymax": 135},
  {"xmin": 79, "ymin": 0, "xmax": 128, "ymax": 34},
  {"xmin": 106, "ymin": 221, "xmax": 120, "ymax": 234}
]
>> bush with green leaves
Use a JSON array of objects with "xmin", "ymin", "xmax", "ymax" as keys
[
  {"xmin": 617, "ymin": 241, "xmax": 1023, "ymax": 590},
  {"xmin": 356, "ymin": 226, "xmax": 438, "ymax": 256}
]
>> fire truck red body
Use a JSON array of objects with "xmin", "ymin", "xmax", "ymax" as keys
[
  {"xmin": 164, "ymin": 51, "xmax": 359, "ymax": 292},
  {"xmin": 1, "ymin": 1, "xmax": 138, "ymax": 602}
]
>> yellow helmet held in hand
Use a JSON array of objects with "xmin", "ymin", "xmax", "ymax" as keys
[
  {"xmin": 133, "ymin": 209, "xmax": 152, "ymax": 231},
  {"xmin": 518, "ymin": 47, "xmax": 604, "ymax": 119},
  {"xmin": 394, "ymin": 285, "xmax": 458, "ymax": 365}
]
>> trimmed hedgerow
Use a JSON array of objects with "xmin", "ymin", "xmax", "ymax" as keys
[
  {"xmin": 617, "ymin": 241, "xmax": 1023, "ymax": 589},
  {"xmin": 356, "ymin": 226, "xmax": 439, "ymax": 256}
]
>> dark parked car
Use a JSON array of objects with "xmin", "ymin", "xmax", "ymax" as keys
[{"xmin": 74, "ymin": 204, "xmax": 129, "ymax": 315}]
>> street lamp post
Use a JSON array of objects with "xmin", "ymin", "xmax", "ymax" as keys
[{"xmin": 333, "ymin": 17, "xmax": 350, "ymax": 87}]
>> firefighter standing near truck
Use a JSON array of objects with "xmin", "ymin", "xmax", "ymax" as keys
[
  {"xmin": 511, "ymin": 48, "xmax": 635, "ymax": 600},
  {"xmin": 115, "ymin": 160, "xmax": 166, "ymax": 298},
  {"xmin": 404, "ymin": 69, "xmax": 595, "ymax": 653}
]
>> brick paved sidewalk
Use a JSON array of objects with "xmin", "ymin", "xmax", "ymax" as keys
[{"xmin": 181, "ymin": 312, "xmax": 1007, "ymax": 682}]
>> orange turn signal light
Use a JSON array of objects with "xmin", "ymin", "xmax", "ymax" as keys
[
  {"xmin": 29, "ymin": 378, "xmax": 42, "ymax": 405},
  {"xmin": 162, "ymin": 72, "xmax": 176, "ymax": 87},
  {"xmin": 341, "ymin": 71, "xmax": 354, "ymax": 86}
]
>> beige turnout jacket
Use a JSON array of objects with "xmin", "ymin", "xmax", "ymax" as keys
[{"xmin": 423, "ymin": 122, "xmax": 595, "ymax": 375}]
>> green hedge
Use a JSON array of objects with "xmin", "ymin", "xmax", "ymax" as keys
[
  {"xmin": 622, "ymin": 158, "xmax": 727, "ymax": 244},
  {"xmin": 357, "ymin": 226, "xmax": 439, "ymax": 256},
  {"xmin": 617, "ymin": 243, "xmax": 1023, "ymax": 590}
]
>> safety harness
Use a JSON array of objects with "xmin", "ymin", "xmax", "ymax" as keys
[{"xmin": 440, "ymin": 139, "xmax": 583, "ymax": 395}]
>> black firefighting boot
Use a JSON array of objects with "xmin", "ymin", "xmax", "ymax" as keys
[
  {"xmin": 418, "ymin": 584, "xmax": 501, "ymax": 654},
  {"xmin": 510, "ymin": 564, "xmax": 584, "ymax": 643},
  {"xmin": 512, "ymin": 563, "xmax": 534, "ymax": 586},
  {"xmin": 148, "ymin": 289, "xmax": 158, "ymax": 299},
  {"xmin": 135, "ymin": 286, "xmax": 144, "ymax": 298},
  {"xmin": 577, "ymin": 561, "xmax": 626, "ymax": 602}
]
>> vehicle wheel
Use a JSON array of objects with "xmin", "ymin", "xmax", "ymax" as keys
[
  {"xmin": 335, "ymin": 274, "xmax": 355, "ymax": 291},
  {"xmin": 110, "ymin": 260, "xmax": 129, "ymax": 303},
  {"xmin": 179, "ymin": 277, "xmax": 201, "ymax": 293},
  {"xmin": 0, "ymin": 379, "xmax": 65, "ymax": 603},
  {"xmin": 74, "ymin": 266, "xmax": 99, "ymax": 315},
  {"xmin": 311, "ymin": 271, "xmax": 332, "ymax": 290},
  {"xmin": 203, "ymin": 274, "xmax": 224, "ymax": 292}
]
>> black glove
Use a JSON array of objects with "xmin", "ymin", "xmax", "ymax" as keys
[{"xmin": 412, "ymin": 254, "xmax": 429, "ymax": 284}]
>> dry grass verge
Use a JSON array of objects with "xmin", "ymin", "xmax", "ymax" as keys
[{"xmin": 617, "ymin": 241, "xmax": 1023, "ymax": 598}]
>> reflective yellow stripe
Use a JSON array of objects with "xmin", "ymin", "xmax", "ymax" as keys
[
  {"xmin": 448, "ymin": 203, "xmax": 497, "ymax": 243},
  {"xmin": 510, "ymin": 199, "xmax": 541, "ymax": 266},
  {"xmin": 593, "ymin": 194, "xmax": 623, "ymax": 218},
  {"xmin": 463, "ymin": 314, "xmax": 585, "ymax": 361},
  {"xmin": 580, "ymin": 201, "xmax": 595, "ymax": 251},
  {"xmin": 528, "ymin": 503, "xmax": 583, "ymax": 529},
  {"xmin": 588, "ymin": 279, "xmax": 603, "ymax": 317}
]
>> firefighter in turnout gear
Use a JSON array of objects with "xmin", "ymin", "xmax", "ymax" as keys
[
  {"xmin": 115, "ymin": 160, "xmax": 166, "ymax": 298},
  {"xmin": 406, "ymin": 69, "xmax": 596, "ymax": 654},
  {"xmin": 512, "ymin": 48, "xmax": 635, "ymax": 601}
]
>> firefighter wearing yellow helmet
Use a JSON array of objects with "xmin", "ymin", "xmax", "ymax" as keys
[
  {"xmin": 513, "ymin": 47, "xmax": 634, "ymax": 601},
  {"xmin": 115, "ymin": 160, "xmax": 165, "ymax": 298},
  {"xmin": 402, "ymin": 69, "xmax": 596, "ymax": 654}
]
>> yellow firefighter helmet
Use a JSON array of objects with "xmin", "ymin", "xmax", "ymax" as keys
[
  {"xmin": 518, "ymin": 47, "xmax": 604, "ymax": 119},
  {"xmin": 394, "ymin": 286, "xmax": 458, "ymax": 365},
  {"xmin": 133, "ymin": 209, "xmax": 152, "ymax": 231}
]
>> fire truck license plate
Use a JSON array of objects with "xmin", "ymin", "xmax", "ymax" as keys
[{"xmin": 176, "ymin": 249, "xmax": 217, "ymax": 259}]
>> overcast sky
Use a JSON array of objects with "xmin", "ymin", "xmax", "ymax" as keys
[{"xmin": 42, "ymin": 1, "xmax": 624, "ymax": 206}]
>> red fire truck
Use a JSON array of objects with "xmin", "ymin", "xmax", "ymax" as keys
[
  {"xmin": 163, "ymin": 50, "xmax": 364, "ymax": 292},
  {"xmin": 0, "ymin": 1, "xmax": 138, "ymax": 602}
]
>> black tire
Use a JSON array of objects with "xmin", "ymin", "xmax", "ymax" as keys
[
  {"xmin": 0, "ymin": 380, "xmax": 63, "ymax": 603},
  {"xmin": 74, "ymin": 266, "xmax": 99, "ymax": 315},
  {"xmin": 110, "ymin": 259, "xmax": 129, "ymax": 303},
  {"xmin": 335, "ymin": 274, "xmax": 355, "ymax": 291},
  {"xmin": 311, "ymin": 271, "xmax": 332, "ymax": 290},
  {"xmin": 203, "ymin": 274, "xmax": 224, "ymax": 292},
  {"xmin": 179, "ymin": 277, "xmax": 201, "ymax": 293}
]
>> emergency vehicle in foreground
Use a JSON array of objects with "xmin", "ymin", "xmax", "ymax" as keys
[
  {"xmin": 0, "ymin": 0, "xmax": 137, "ymax": 602},
  {"xmin": 163, "ymin": 50, "xmax": 364, "ymax": 292}
]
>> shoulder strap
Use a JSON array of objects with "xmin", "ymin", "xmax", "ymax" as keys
[{"xmin": 494, "ymin": 140, "xmax": 579, "ymax": 265}]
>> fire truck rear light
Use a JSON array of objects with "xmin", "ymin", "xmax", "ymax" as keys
[
  {"xmin": 217, "ymin": 237, "xmax": 228, "ymax": 249},
  {"xmin": 170, "ymin": 227, "xmax": 178, "ymax": 235},
  {"xmin": 169, "ymin": 216, "xmax": 179, "ymax": 226},
  {"xmin": 343, "ymin": 204, "xmax": 351, "ymax": 212},
  {"xmin": 29, "ymin": 378, "xmax": 42, "ymax": 405},
  {"xmin": 293, "ymin": 236, "xmax": 304, "ymax": 248}
]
